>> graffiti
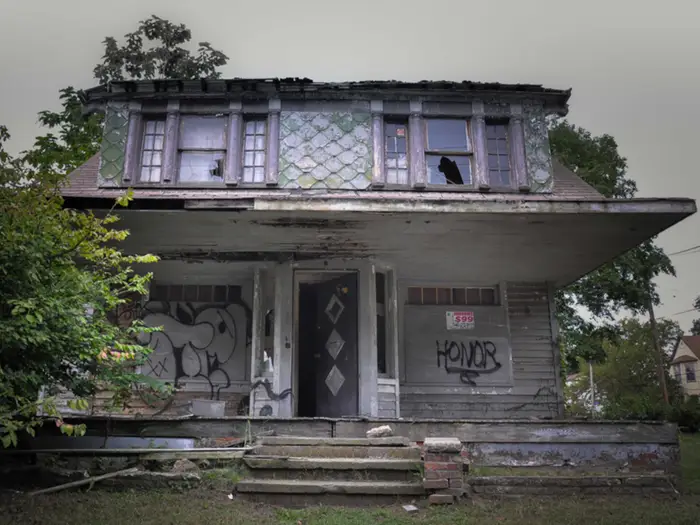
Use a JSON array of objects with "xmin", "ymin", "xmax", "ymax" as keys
[
  {"xmin": 139, "ymin": 299, "xmax": 249, "ymax": 399},
  {"xmin": 436, "ymin": 339, "xmax": 502, "ymax": 386},
  {"xmin": 259, "ymin": 405, "xmax": 273, "ymax": 417},
  {"xmin": 250, "ymin": 378, "xmax": 293, "ymax": 401}
]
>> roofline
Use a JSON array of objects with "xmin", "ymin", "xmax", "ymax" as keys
[
  {"xmin": 61, "ymin": 194, "xmax": 696, "ymax": 216},
  {"xmin": 79, "ymin": 77, "xmax": 572, "ymax": 116}
]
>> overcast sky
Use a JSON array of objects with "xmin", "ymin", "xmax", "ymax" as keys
[{"xmin": 1, "ymin": 0, "xmax": 698, "ymax": 329}]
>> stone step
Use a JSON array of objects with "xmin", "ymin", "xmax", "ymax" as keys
[
  {"xmin": 243, "ymin": 456, "xmax": 421, "ymax": 481},
  {"xmin": 251, "ymin": 445, "xmax": 421, "ymax": 460},
  {"xmin": 258, "ymin": 436, "xmax": 410, "ymax": 447},
  {"xmin": 236, "ymin": 479, "xmax": 425, "ymax": 496}
]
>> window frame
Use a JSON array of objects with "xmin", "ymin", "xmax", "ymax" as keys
[
  {"xmin": 383, "ymin": 118, "xmax": 410, "ymax": 187},
  {"xmin": 423, "ymin": 118, "xmax": 475, "ymax": 188},
  {"xmin": 686, "ymin": 363, "xmax": 697, "ymax": 383},
  {"xmin": 485, "ymin": 119, "xmax": 514, "ymax": 189},
  {"xmin": 135, "ymin": 116, "xmax": 167, "ymax": 185},
  {"xmin": 176, "ymin": 115, "xmax": 228, "ymax": 185},
  {"xmin": 240, "ymin": 116, "xmax": 269, "ymax": 185}
]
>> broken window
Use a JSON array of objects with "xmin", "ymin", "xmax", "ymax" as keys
[
  {"xmin": 425, "ymin": 119, "xmax": 472, "ymax": 185},
  {"xmin": 486, "ymin": 121, "xmax": 511, "ymax": 187},
  {"xmin": 385, "ymin": 121, "xmax": 408, "ymax": 185},
  {"xmin": 178, "ymin": 116, "xmax": 227, "ymax": 183},
  {"xmin": 140, "ymin": 119, "xmax": 166, "ymax": 182},
  {"xmin": 242, "ymin": 118, "xmax": 267, "ymax": 183}
]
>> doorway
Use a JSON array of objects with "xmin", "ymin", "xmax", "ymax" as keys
[{"xmin": 296, "ymin": 272, "xmax": 359, "ymax": 418}]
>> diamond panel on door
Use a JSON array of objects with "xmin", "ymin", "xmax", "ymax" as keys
[
  {"xmin": 325, "ymin": 365, "xmax": 345, "ymax": 397},
  {"xmin": 325, "ymin": 329, "xmax": 345, "ymax": 360},
  {"xmin": 324, "ymin": 294, "xmax": 345, "ymax": 324}
]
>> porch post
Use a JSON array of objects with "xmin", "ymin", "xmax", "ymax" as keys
[
  {"xmin": 358, "ymin": 261, "xmax": 378, "ymax": 417},
  {"xmin": 273, "ymin": 262, "xmax": 294, "ymax": 417}
]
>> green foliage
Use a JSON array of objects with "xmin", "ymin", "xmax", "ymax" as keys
[
  {"xmin": 549, "ymin": 120, "xmax": 676, "ymax": 372},
  {"xmin": 0, "ymin": 128, "xmax": 162, "ymax": 446},
  {"xmin": 668, "ymin": 396, "xmax": 700, "ymax": 433},
  {"xmin": 93, "ymin": 15, "xmax": 229, "ymax": 84},
  {"xmin": 691, "ymin": 296, "xmax": 700, "ymax": 336}
]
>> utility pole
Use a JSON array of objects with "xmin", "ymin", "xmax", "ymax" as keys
[
  {"xmin": 646, "ymin": 288, "xmax": 669, "ymax": 406},
  {"xmin": 588, "ymin": 359, "xmax": 596, "ymax": 416}
]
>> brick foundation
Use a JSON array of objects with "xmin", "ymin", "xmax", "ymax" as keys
[{"xmin": 422, "ymin": 437, "xmax": 467, "ymax": 504}]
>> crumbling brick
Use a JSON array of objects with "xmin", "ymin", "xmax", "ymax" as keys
[{"xmin": 428, "ymin": 493, "xmax": 455, "ymax": 505}]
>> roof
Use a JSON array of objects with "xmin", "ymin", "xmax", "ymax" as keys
[
  {"xmin": 80, "ymin": 78, "xmax": 571, "ymax": 115},
  {"xmin": 671, "ymin": 335, "xmax": 700, "ymax": 363},
  {"xmin": 62, "ymin": 153, "xmax": 604, "ymax": 201},
  {"xmin": 672, "ymin": 355, "xmax": 698, "ymax": 365}
]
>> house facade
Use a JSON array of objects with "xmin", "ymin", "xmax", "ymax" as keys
[
  {"xmin": 671, "ymin": 336, "xmax": 700, "ymax": 397},
  {"xmin": 63, "ymin": 78, "xmax": 695, "ymax": 421}
]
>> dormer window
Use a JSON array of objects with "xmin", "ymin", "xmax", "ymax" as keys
[
  {"xmin": 178, "ymin": 116, "xmax": 227, "ymax": 183},
  {"xmin": 486, "ymin": 121, "xmax": 511, "ymax": 187},
  {"xmin": 242, "ymin": 118, "xmax": 267, "ymax": 183},
  {"xmin": 424, "ymin": 119, "xmax": 473, "ymax": 185},
  {"xmin": 385, "ymin": 121, "xmax": 409, "ymax": 185},
  {"xmin": 139, "ymin": 119, "xmax": 165, "ymax": 182}
]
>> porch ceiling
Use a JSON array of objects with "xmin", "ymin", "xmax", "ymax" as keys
[{"xmin": 113, "ymin": 198, "xmax": 694, "ymax": 286}]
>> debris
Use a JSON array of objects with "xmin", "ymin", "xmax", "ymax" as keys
[
  {"xmin": 29, "ymin": 468, "xmax": 139, "ymax": 496},
  {"xmin": 171, "ymin": 459, "xmax": 199, "ymax": 473},
  {"xmin": 227, "ymin": 493, "xmax": 234, "ymax": 500},
  {"xmin": 402, "ymin": 504, "xmax": 419, "ymax": 513},
  {"xmin": 366, "ymin": 425, "xmax": 393, "ymax": 438}
]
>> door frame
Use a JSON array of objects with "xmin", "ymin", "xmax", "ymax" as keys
[{"xmin": 287, "ymin": 259, "xmax": 377, "ymax": 417}]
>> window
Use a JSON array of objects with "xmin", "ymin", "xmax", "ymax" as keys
[
  {"xmin": 140, "ymin": 119, "xmax": 165, "ymax": 182},
  {"xmin": 242, "ymin": 119, "xmax": 267, "ymax": 183},
  {"xmin": 425, "ymin": 119, "xmax": 472, "ymax": 185},
  {"xmin": 385, "ymin": 121, "xmax": 408, "ymax": 185},
  {"xmin": 675, "ymin": 364, "xmax": 683, "ymax": 382},
  {"xmin": 486, "ymin": 121, "xmax": 511, "ymax": 187},
  {"xmin": 178, "ymin": 116, "xmax": 227, "ymax": 183},
  {"xmin": 686, "ymin": 364, "xmax": 696, "ymax": 383},
  {"xmin": 407, "ymin": 286, "xmax": 499, "ymax": 306}
]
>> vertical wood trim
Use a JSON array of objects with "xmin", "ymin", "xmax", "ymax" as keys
[
  {"xmin": 548, "ymin": 282, "xmax": 565, "ymax": 417},
  {"xmin": 122, "ymin": 103, "xmax": 142, "ymax": 183},
  {"xmin": 250, "ymin": 268, "xmax": 263, "ymax": 406},
  {"xmin": 389, "ymin": 269, "xmax": 400, "ymax": 417},
  {"xmin": 273, "ymin": 262, "xmax": 294, "ymax": 417},
  {"xmin": 409, "ymin": 100, "xmax": 426, "ymax": 188},
  {"xmin": 162, "ymin": 100, "xmax": 180, "ymax": 183},
  {"xmin": 371, "ymin": 100, "xmax": 385, "ymax": 187},
  {"xmin": 509, "ymin": 103, "xmax": 529, "ymax": 192},
  {"xmin": 359, "ymin": 262, "xmax": 378, "ymax": 417},
  {"xmin": 472, "ymin": 100, "xmax": 490, "ymax": 191},
  {"xmin": 265, "ymin": 99, "xmax": 281, "ymax": 186},
  {"xmin": 224, "ymin": 101, "xmax": 242, "ymax": 186}
]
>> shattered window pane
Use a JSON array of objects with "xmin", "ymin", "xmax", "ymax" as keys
[
  {"xmin": 425, "ymin": 119, "xmax": 472, "ymax": 185},
  {"xmin": 179, "ymin": 152, "xmax": 225, "ymax": 182},
  {"xmin": 426, "ymin": 154, "xmax": 472, "ymax": 185},
  {"xmin": 178, "ymin": 116, "xmax": 227, "ymax": 183}
]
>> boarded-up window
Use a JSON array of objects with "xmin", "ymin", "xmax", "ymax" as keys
[{"xmin": 407, "ymin": 286, "xmax": 499, "ymax": 306}]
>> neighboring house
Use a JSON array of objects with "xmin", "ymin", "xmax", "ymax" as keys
[
  {"xmin": 61, "ymin": 78, "xmax": 695, "ymax": 420},
  {"xmin": 670, "ymin": 336, "xmax": 700, "ymax": 397}
]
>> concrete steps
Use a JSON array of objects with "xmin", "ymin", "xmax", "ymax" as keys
[{"xmin": 235, "ymin": 435, "xmax": 425, "ymax": 504}]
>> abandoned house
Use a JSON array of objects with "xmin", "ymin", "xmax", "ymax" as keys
[{"xmin": 62, "ymin": 78, "xmax": 695, "ymax": 421}]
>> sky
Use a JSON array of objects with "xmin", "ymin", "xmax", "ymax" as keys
[{"xmin": 1, "ymin": 0, "xmax": 699, "ymax": 330}]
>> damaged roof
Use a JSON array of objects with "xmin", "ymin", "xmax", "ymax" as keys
[{"xmin": 80, "ymin": 77, "xmax": 572, "ymax": 114}]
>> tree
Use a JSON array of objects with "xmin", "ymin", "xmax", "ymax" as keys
[
  {"xmin": 0, "ymin": 16, "xmax": 228, "ymax": 447},
  {"xmin": 691, "ymin": 296, "xmax": 700, "ymax": 336},
  {"xmin": 549, "ymin": 121, "xmax": 676, "ymax": 372},
  {"xmin": 566, "ymin": 318, "xmax": 683, "ymax": 420}
]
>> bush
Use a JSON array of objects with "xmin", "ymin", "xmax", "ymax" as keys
[{"xmin": 668, "ymin": 396, "xmax": 700, "ymax": 433}]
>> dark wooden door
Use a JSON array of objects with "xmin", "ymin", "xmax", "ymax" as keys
[{"xmin": 312, "ymin": 273, "xmax": 358, "ymax": 417}]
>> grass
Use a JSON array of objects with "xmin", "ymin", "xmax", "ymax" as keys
[{"xmin": 1, "ymin": 434, "xmax": 699, "ymax": 525}]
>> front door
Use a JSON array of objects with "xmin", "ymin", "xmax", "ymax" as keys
[{"xmin": 312, "ymin": 273, "xmax": 358, "ymax": 417}]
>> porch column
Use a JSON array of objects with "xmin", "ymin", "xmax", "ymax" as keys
[
  {"xmin": 358, "ymin": 262, "xmax": 379, "ymax": 417},
  {"xmin": 273, "ymin": 262, "xmax": 294, "ymax": 417}
]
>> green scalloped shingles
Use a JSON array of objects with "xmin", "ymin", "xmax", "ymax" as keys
[
  {"xmin": 98, "ymin": 102, "xmax": 130, "ymax": 187},
  {"xmin": 279, "ymin": 111, "xmax": 372, "ymax": 190}
]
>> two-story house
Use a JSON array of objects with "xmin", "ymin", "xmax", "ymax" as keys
[
  {"xmin": 671, "ymin": 336, "xmax": 700, "ymax": 398},
  {"xmin": 62, "ymin": 78, "xmax": 695, "ymax": 421}
]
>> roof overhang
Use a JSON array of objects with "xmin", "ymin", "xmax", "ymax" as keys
[{"xmin": 67, "ymin": 195, "xmax": 695, "ymax": 287}]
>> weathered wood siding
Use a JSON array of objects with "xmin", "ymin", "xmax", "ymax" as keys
[
  {"xmin": 378, "ymin": 377, "xmax": 399, "ymax": 418},
  {"xmin": 399, "ymin": 282, "xmax": 560, "ymax": 419}
]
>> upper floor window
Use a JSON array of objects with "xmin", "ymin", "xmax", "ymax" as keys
[
  {"xmin": 425, "ymin": 119, "xmax": 472, "ymax": 185},
  {"xmin": 675, "ymin": 364, "xmax": 683, "ymax": 382},
  {"xmin": 686, "ymin": 363, "xmax": 696, "ymax": 383},
  {"xmin": 486, "ymin": 121, "xmax": 511, "ymax": 187},
  {"xmin": 178, "ymin": 116, "xmax": 227, "ymax": 183},
  {"xmin": 385, "ymin": 121, "xmax": 408, "ymax": 185},
  {"xmin": 242, "ymin": 119, "xmax": 267, "ymax": 183},
  {"xmin": 140, "ymin": 119, "xmax": 165, "ymax": 183}
]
